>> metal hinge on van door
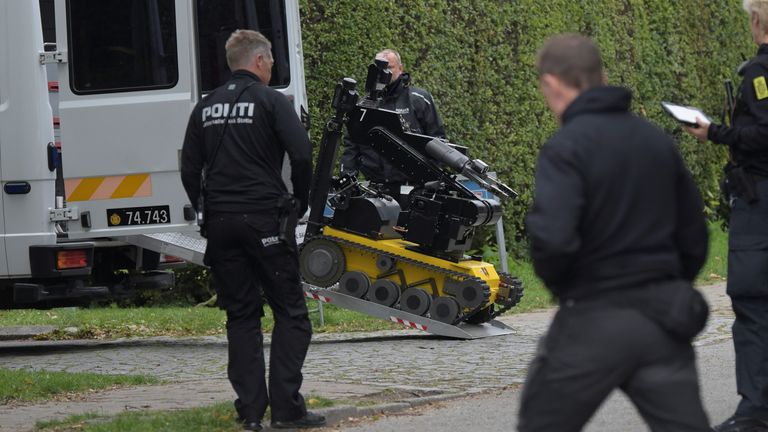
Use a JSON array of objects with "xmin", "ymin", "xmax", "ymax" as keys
[
  {"xmin": 49, "ymin": 206, "xmax": 79, "ymax": 222},
  {"xmin": 39, "ymin": 50, "xmax": 68, "ymax": 65}
]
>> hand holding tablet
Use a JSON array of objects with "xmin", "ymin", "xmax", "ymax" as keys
[{"xmin": 661, "ymin": 101, "xmax": 712, "ymax": 128}]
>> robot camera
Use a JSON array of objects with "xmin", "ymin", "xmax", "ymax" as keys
[
  {"xmin": 364, "ymin": 58, "xmax": 392, "ymax": 101},
  {"xmin": 331, "ymin": 77, "xmax": 358, "ymax": 113}
]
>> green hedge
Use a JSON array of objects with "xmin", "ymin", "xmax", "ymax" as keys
[{"xmin": 300, "ymin": 0, "xmax": 752, "ymax": 254}]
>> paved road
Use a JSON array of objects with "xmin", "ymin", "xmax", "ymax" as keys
[
  {"xmin": 328, "ymin": 283, "xmax": 739, "ymax": 431},
  {"xmin": 332, "ymin": 339, "xmax": 738, "ymax": 431},
  {"xmin": 0, "ymin": 283, "xmax": 738, "ymax": 431}
]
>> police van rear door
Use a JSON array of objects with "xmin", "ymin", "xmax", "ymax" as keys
[
  {"xmin": 195, "ymin": 0, "xmax": 308, "ymax": 120},
  {"xmin": 0, "ymin": 1, "xmax": 57, "ymax": 279},
  {"xmin": 54, "ymin": 0, "xmax": 196, "ymax": 239}
]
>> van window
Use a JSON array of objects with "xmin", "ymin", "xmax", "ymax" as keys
[
  {"xmin": 67, "ymin": 0, "xmax": 178, "ymax": 94},
  {"xmin": 197, "ymin": 0, "xmax": 290, "ymax": 92}
]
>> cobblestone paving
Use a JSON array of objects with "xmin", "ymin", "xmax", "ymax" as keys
[
  {"xmin": 0, "ymin": 287, "xmax": 734, "ymax": 394},
  {"xmin": 0, "ymin": 326, "xmax": 541, "ymax": 392}
]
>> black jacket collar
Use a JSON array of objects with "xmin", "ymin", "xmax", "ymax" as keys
[
  {"xmin": 230, "ymin": 69, "xmax": 264, "ymax": 84},
  {"xmin": 561, "ymin": 86, "xmax": 632, "ymax": 125},
  {"xmin": 737, "ymin": 44, "xmax": 768, "ymax": 75},
  {"xmin": 383, "ymin": 73, "xmax": 411, "ymax": 99}
]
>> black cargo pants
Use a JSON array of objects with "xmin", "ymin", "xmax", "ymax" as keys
[
  {"xmin": 518, "ymin": 302, "xmax": 709, "ymax": 432},
  {"xmin": 728, "ymin": 180, "xmax": 768, "ymax": 421},
  {"xmin": 204, "ymin": 212, "xmax": 312, "ymax": 423}
]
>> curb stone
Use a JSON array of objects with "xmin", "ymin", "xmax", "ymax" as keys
[
  {"xmin": 282, "ymin": 390, "xmax": 487, "ymax": 430},
  {"xmin": 0, "ymin": 325, "xmax": 57, "ymax": 341},
  {"xmin": 354, "ymin": 402, "xmax": 412, "ymax": 418},
  {"xmin": 0, "ymin": 329, "xmax": 425, "ymax": 352},
  {"xmin": 402, "ymin": 389, "xmax": 485, "ymax": 407}
]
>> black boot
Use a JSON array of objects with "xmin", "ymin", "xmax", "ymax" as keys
[
  {"xmin": 712, "ymin": 416, "xmax": 768, "ymax": 432},
  {"xmin": 242, "ymin": 421, "xmax": 263, "ymax": 431},
  {"xmin": 236, "ymin": 416, "xmax": 263, "ymax": 431}
]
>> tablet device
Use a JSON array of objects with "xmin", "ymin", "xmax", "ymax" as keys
[{"xmin": 661, "ymin": 101, "xmax": 711, "ymax": 127}]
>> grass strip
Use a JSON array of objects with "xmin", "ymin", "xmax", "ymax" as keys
[
  {"xmin": 0, "ymin": 368, "xmax": 159, "ymax": 404},
  {"xmin": 36, "ymin": 396, "xmax": 335, "ymax": 432},
  {"xmin": 0, "ymin": 304, "xmax": 401, "ymax": 340},
  {"xmin": 696, "ymin": 222, "xmax": 728, "ymax": 285}
]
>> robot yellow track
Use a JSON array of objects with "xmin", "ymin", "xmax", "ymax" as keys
[{"xmin": 299, "ymin": 226, "xmax": 522, "ymax": 325}]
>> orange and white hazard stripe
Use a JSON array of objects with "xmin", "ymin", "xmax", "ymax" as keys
[
  {"xmin": 389, "ymin": 316, "xmax": 428, "ymax": 332},
  {"xmin": 65, "ymin": 174, "xmax": 152, "ymax": 202}
]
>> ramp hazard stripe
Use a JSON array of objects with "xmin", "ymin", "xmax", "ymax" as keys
[
  {"xmin": 305, "ymin": 292, "xmax": 331, "ymax": 303},
  {"xmin": 389, "ymin": 316, "xmax": 428, "ymax": 332},
  {"xmin": 65, "ymin": 174, "xmax": 152, "ymax": 202}
]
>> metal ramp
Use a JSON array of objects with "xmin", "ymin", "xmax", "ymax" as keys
[
  {"xmin": 303, "ymin": 285, "xmax": 514, "ymax": 340},
  {"xmin": 120, "ymin": 224, "xmax": 308, "ymax": 267},
  {"xmin": 120, "ymin": 231, "xmax": 207, "ymax": 266},
  {"xmin": 121, "ymin": 227, "xmax": 513, "ymax": 339}
]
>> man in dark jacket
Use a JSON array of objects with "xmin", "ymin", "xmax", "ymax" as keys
[
  {"xmin": 518, "ymin": 34, "xmax": 710, "ymax": 431},
  {"xmin": 340, "ymin": 48, "xmax": 446, "ymax": 201},
  {"xmin": 181, "ymin": 30, "xmax": 324, "ymax": 431},
  {"xmin": 685, "ymin": 2, "xmax": 768, "ymax": 430}
]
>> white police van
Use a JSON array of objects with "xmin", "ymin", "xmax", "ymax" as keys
[{"xmin": 0, "ymin": 0, "xmax": 308, "ymax": 307}]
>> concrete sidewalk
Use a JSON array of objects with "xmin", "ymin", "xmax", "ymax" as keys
[
  {"xmin": 0, "ymin": 330, "xmax": 442, "ymax": 432},
  {"xmin": 0, "ymin": 377, "xmax": 450, "ymax": 432},
  {"xmin": 0, "ymin": 347, "xmax": 478, "ymax": 432}
]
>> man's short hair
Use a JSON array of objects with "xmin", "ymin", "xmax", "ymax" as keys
[
  {"xmin": 225, "ymin": 29, "xmax": 272, "ymax": 71},
  {"xmin": 536, "ymin": 34, "xmax": 604, "ymax": 91},
  {"xmin": 744, "ymin": 0, "xmax": 768, "ymax": 32},
  {"xmin": 377, "ymin": 48, "xmax": 402, "ymax": 66}
]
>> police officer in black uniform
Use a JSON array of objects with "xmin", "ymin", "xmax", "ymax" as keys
[
  {"xmin": 685, "ymin": 2, "xmax": 768, "ymax": 430},
  {"xmin": 520, "ymin": 34, "xmax": 710, "ymax": 431},
  {"xmin": 340, "ymin": 48, "xmax": 446, "ymax": 201},
  {"xmin": 181, "ymin": 30, "xmax": 324, "ymax": 431}
]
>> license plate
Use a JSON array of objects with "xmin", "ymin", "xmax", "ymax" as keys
[{"xmin": 107, "ymin": 205, "xmax": 171, "ymax": 226}]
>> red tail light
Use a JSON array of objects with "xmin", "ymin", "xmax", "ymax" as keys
[
  {"xmin": 56, "ymin": 250, "xmax": 88, "ymax": 269},
  {"xmin": 161, "ymin": 254, "xmax": 184, "ymax": 264}
]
